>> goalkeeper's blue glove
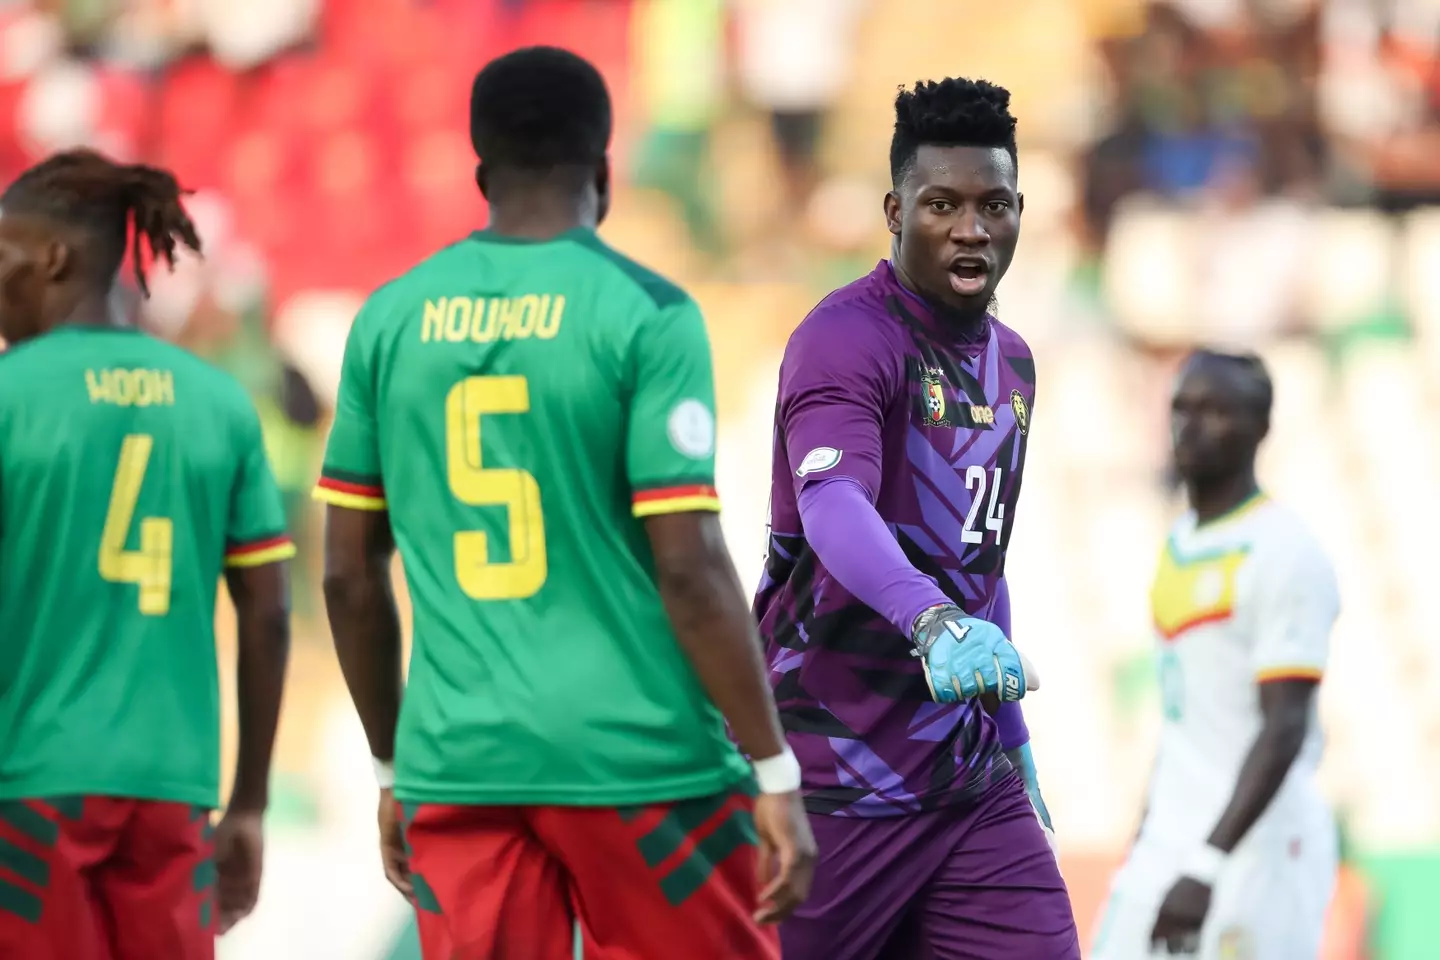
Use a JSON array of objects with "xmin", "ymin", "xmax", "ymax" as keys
[{"xmin": 911, "ymin": 604, "xmax": 1028, "ymax": 704}]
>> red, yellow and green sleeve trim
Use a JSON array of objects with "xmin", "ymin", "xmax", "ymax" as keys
[
  {"xmin": 313, "ymin": 470, "xmax": 387, "ymax": 511},
  {"xmin": 225, "ymin": 533, "xmax": 297, "ymax": 568},
  {"xmin": 1256, "ymin": 665, "xmax": 1325, "ymax": 684},
  {"xmin": 632, "ymin": 482, "xmax": 721, "ymax": 518}
]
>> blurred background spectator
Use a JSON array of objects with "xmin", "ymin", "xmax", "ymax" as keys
[{"xmin": 1, "ymin": 0, "xmax": 1437, "ymax": 956}]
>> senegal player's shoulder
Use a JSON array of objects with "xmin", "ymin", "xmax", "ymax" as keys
[{"xmin": 1247, "ymin": 500, "xmax": 1328, "ymax": 562}]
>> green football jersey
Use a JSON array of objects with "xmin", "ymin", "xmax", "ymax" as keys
[
  {"xmin": 316, "ymin": 228, "xmax": 751, "ymax": 805},
  {"xmin": 0, "ymin": 327, "xmax": 295, "ymax": 807}
]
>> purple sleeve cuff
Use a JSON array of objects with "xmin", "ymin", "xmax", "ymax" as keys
[
  {"xmin": 796, "ymin": 477, "xmax": 951, "ymax": 635},
  {"xmin": 989, "ymin": 577, "xmax": 1030, "ymax": 749}
]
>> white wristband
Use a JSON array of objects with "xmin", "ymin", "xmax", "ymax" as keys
[
  {"xmin": 1183, "ymin": 843, "xmax": 1227, "ymax": 885},
  {"xmin": 372, "ymin": 757, "xmax": 395, "ymax": 790},
  {"xmin": 751, "ymin": 748, "xmax": 802, "ymax": 794}
]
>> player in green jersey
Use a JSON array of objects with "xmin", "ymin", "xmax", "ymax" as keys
[
  {"xmin": 0, "ymin": 151, "xmax": 293, "ymax": 960},
  {"xmin": 316, "ymin": 46, "xmax": 815, "ymax": 960}
]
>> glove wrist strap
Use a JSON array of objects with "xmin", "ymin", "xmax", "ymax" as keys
[{"xmin": 910, "ymin": 604, "xmax": 953, "ymax": 656}]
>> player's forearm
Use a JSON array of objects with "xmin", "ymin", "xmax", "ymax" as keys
[
  {"xmin": 227, "ymin": 568, "xmax": 292, "ymax": 813},
  {"xmin": 324, "ymin": 567, "xmax": 404, "ymax": 761},
  {"xmin": 1205, "ymin": 720, "xmax": 1307, "ymax": 852},
  {"xmin": 653, "ymin": 523, "xmax": 788, "ymax": 762},
  {"xmin": 796, "ymin": 478, "xmax": 950, "ymax": 635}
]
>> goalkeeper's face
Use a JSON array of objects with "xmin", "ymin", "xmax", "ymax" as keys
[{"xmin": 1169, "ymin": 362, "xmax": 1264, "ymax": 484}]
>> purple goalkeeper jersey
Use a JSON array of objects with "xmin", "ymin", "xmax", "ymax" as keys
[{"xmin": 755, "ymin": 260, "xmax": 1037, "ymax": 817}]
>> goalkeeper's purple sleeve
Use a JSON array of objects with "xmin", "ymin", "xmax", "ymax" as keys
[
  {"xmin": 990, "ymin": 577, "xmax": 1031, "ymax": 750},
  {"xmin": 796, "ymin": 476, "xmax": 951, "ymax": 636}
]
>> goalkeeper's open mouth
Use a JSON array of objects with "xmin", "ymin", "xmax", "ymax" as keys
[{"xmin": 948, "ymin": 256, "xmax": 990, "ymax": 298}]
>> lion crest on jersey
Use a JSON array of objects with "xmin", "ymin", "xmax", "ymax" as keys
[
  {"xmin": 1010, "ymin": 389, "xmax": 1029, "ymax": 436},
  {"xmin": 919, "ymin": 370, "xmax": 950, "ymax": 427}
]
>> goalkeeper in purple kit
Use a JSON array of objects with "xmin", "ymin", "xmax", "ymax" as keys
[{"xmin": 753, "ymin": 78, "xmax": 1081, "ymax": 958}]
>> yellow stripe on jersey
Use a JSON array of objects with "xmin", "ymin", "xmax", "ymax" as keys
[
  {"xmin": 224, "ymin": 536, "xmax": 297, "ymax": 568},
  {"xmin": 313, "ymin": 475, "xmax": 387, "ymax": 511},
  {"xmin": 1256, "ymin": 666, "xmax": 1324, "ymax": 684},
  {"xmin": 1151, "ymin": 541, "xmax": 1250, "ymax": 642},
  {"xmin": 632, "ymin": 484, "xmax": 721, "ymax": 518}
]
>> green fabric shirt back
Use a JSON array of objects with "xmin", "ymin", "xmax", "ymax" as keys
[
  {"xmin": 0, "ymin": 328, "xmax": 293, "ymax": 807},
  {"xmin": 317, "ymin": 229, "xmax": 750, "ymax": 805}
]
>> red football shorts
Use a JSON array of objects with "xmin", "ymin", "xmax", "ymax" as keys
[
  {"xmin": 402, "ymin": 785, "xmax": 780, "ymax": 960},
  {"xmin": 0, "ymin": 796, "xmax": 216, "ymax": 960}
]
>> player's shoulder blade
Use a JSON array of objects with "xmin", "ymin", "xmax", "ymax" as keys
[{"xmin": 563, "ymin": 229, "xmax": 692, "ymax": 313}]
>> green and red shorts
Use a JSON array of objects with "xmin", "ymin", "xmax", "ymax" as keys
[
  {"xmin": 402, "ymin": 783, "xmax": 779, "ymax": 960},
  {"xmin": 0, "ymin": 797, "xmax": 215, "ymax": 960}
]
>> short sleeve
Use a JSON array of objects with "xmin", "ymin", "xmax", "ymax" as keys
[
  {"xmin": 778, "ymin": 308, "xmax": 894, "ymax": 500},
  {"xmin": 225, "ymin": 400, "xmax": 297, "ymax": 568},
  {"xmin": 626, "ymin": 296, "xmax": 722, "ymax": 517},
  {"xmin": 313, "ymin": 309, "xmax": 386, "ymax": 511},
  {"xmin": 1247, "ymin": 531, "xmax": 1338, "ymax": 683}
]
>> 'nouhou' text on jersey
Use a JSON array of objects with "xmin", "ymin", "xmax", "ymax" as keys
[
  {"xmin": 422, "ymin": 295, "xmax": 565, "ymax": 344},
  {"xmin": 86, "ymin": 368, "xmax": 175, "ymax": 407}
]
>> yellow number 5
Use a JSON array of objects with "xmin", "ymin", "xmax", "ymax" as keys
[
  {"xmin": 99, "ymin": 434, "xmax": 173, "ymax": 616},
  {"xmin": 445, "ymin": 376, "xmax": 547, "ymax": 599}
]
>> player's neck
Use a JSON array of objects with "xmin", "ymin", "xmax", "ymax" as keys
[
  {"xmin": 888, "ymin": 262, "xmax": 989, "ymax": 339},
  {"xmin": 43, "ymin": 290, "xmax": 127, "ymax": 335},
  {"xmin": 1187, "ymin": 472, "xmax": 1261, "ymax": 527},
  {"xmin": 484, "ymin": 195, "xmax": 599, "ymax": 242}
]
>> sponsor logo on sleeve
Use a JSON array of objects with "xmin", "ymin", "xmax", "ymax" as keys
[
  {"xmin": 796, "ymin": 446, "xmax": 842, "ymax": 477},
  {"xmin": 667, "ymin": 399, "xmax": 716, "ymax": 459}
]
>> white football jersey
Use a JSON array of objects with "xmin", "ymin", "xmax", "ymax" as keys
[{"xmin": 1141, "ymin": 493, "xmax": 1339, "ymax": 847}]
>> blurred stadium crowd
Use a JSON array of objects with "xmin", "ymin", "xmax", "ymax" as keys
[{"xmin": 1, "ymin": 0, "xmax": 1438, "ymax": 956}]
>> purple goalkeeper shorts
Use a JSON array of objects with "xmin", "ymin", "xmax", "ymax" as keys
[{"xmin": 780, "ymin": 772, "xmax": 1080, "ymax": 960}]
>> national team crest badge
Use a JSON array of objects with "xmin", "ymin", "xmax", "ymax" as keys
[
  {"xmin": 1010, "ymin": 389, "xmax": 1029, "ymax": 436},
  {"xmin": 919, "ymin": 370, "xmax": 950, "ymax": 427}
]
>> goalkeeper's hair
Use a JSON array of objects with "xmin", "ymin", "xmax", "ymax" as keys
[
  {"xmin": 469, "ymin": 46, "xmax": 612, "ymax": 171},
  {"xmin": 1188, "ymin": 348, "xmax": 1274, "ymax": 419},
  {"xmin": 890, "ymin": 78, "xmax": 1018, "ymax": 186},
  {"xmin": 1, "ymin": 149, "xmax": 200, "ymax": 298}
]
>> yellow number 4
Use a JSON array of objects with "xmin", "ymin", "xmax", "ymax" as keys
[
  {"xmin": 446, "ymin": 376, "xmax": 547, "ymax": 600},
  {"xmin": 99, "ymin": 434, "xmax": 173, "ymax": 616}
]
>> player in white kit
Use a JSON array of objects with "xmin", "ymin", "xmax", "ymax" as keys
[{"xmin": 1092, "ymin": 351, "xmax": 1339, "ymax": 959}]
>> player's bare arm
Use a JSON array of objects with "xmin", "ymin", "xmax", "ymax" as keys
[
  {"xmin": 645, "ymin": 511, "xmax": 816, "ymax": 923},
  {"xmin": 215, "ymin": 559, "xmax": 292, "ymax": 933},
  {"xmin": 321, "ymin": 504, "xmax": 411, "ymax": 897},
  {"xmin": 225, "ymin": 561, "xmax": 292, "ymax": 813},
  {"xmin": 1206, "ymin": 678, "xmax": 1316, "ymax": 854},
  {"xmin": 1150, "ymin": 678, "xmax": 1316, "ymax": 952},
  {"xmin": 323, "ymin": 505, "xmax": 403, "ymax": 761}
]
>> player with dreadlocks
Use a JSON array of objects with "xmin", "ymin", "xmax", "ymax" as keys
[
  {"xmin": 753, "ymin": 77, "xmax": 1082, "ymax": 957},
  {"xmin": 0, "ymin": 150, "xmax": 294, "ymax": 960}
]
